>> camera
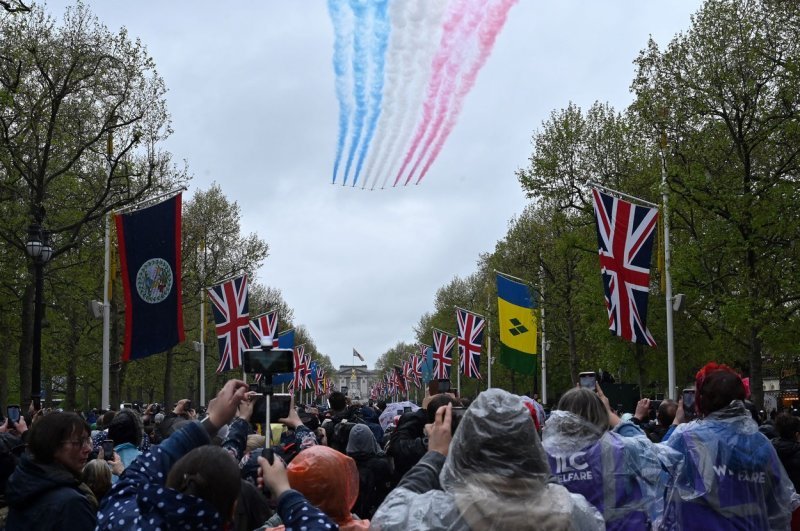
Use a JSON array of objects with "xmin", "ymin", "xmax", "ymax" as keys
[
  {"xmin": 682, "ymin": 388, "xmax": 696, "ymax": 421},
  {"xmin": 579, "ymin": 372, "xmax": 597, "ymax": 391},
  {"xmin": 102, "ymin": 439, "xmax": 115, "ymax": 461},
  {"xmin": 243, "ymin": 348, "xmax": 293, "ymax": 375},
  {"xmin": 451, "ymin": 407, "xmax": 467, "ymax": 435},
  {"xmin": 252, "ymin": 392, "xmax": 292, "ymax": 423},
  {"xmin": 6, "ymin": 405, "xmax": 20, "ymax": 424}
]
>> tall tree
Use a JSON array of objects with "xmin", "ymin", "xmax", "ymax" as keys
[
  {"xmin": 0, "ymin": 3, "xmax": 180, "ymax": 402},
  {"xmin": 632, "ymin": 0, "xmax": 800, "ymax": 406}
]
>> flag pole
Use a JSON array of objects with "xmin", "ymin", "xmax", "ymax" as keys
[
  {"xmin": 487, "ymin": 289, "xmax": 492, "ymax": 390},
  {"xmin": 540, "ymin": 260, "xmax": 548, "ymax": 405},
  {"xmin": 660, "ymin": 135, "xmax": 677, "ymax": 400},
  {"xmin": 101, "ymin": 212, "xmax": 111, "ymax": 410},
  {"xmin": 199, "ymin": 287, "xmax": 206, "ymax": 407}
]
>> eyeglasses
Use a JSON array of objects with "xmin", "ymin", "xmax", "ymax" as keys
[{"xmin": 62, "ymin": 436, "xmax": 92, "ymax": 448}]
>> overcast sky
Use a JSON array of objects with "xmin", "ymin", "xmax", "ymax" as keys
[{"xmin": 48, "ymin": 1, "xmax": 702, "ymax": 369}]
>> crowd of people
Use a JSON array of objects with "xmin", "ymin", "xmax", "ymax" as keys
[{"xmin": 0, "ymin": 361, "xmax": 798, "ymax": 530}]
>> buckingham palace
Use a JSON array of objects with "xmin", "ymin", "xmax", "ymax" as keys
[{"xmin": 332, "ymin": 364, "xmax": 382, "ymax": 400}]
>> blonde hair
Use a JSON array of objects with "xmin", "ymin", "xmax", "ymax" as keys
[
  {"xmin": 82, "ymin": 459, "xmax": 112, "ymax": 500},
  {"xmin": 245, "ymin": 434, "xmax": 267, "ymax": 453}
]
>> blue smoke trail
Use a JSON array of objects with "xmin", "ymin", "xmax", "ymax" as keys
[
  {"xmin": 342, "ymin": 0, "xmax": 369, "ymax": 186},
  {"xmin": 351, "ymin": 0, "xmax": 390, "ymax": 187},
  {"xmin": 328, "ymin": 0, "xmax": 352, "ymax": 185}
]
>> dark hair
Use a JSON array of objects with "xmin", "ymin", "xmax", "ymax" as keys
[
  {"xmin": 696, "ymin": 366, "xmax": 746, "ymax": 416},
  {"xmin": 100, "ymin": 410, "xmax": 116, "ymax": 429},
  {"xmin": 329, "ymin": 392, "xmax": 347, "ymax": 412},
  {"xmin": 376, "ymin": 400, "xmax": 386, "ymax": 412},
  {"xmin": 107, "ymin": 409, "xmax": 143, "ymax": 447},
  {"xmin": 27, "ymin": 412, "xmax": 90, "ymax": 463},
  {"xmin": 776, "ymin": 413, "xmax": 800, "ymax": 440},
  {"xmin": 166, "ymin": 446, "xmax": 241, "ymax": 521},
  {"xmin": 426, "ymin": 394, "xmax": 458, "ymax": 423},
  {"xmin": 657, "ymin": 399, "xmax": 678, "ymax": 426}
]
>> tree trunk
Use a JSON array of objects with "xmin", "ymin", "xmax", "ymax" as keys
[
  {"xmin": 18, "ymin": 279, "xmax": 34, "ymax": 406},
  {"xmin": 163, "ymin": 348, "xmax": 175, "ymax": 408},
  {"xmin": 65, "ymin": 354, "xmax": 77, "ymax": 411}
]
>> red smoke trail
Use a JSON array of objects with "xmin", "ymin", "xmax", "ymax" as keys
[
  {"xmin": 391, "ymin": 0, "xmax": 469, "ymax": 187},
  {"xmin": 416, "ymin": 0, "xmax": 517, "ymax": 184}
]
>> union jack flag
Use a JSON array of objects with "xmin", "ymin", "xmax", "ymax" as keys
[
  {"xmin": 292, "ymin": 345, "xmax": 308, "ymax": 390},
  {"xmin": 208, "ymin": 275, "xmax": 250, "ymax": 373},
  {"xmin": 315, "ymin": 366, "xmax": 325, "ymax": 396},
  {"xmin": 432, "ymin": 329, "xmax": 455, "ymax": 380},
  {"xmin": 394, "ymin": 366, "xmax": 406, "ymax": 393},
  {"xmin": 409, "ymin": 355, "xmax": 422, "ymax": 388},
  {"xmin": 592, "ymin": 187, "xmax": 658, "ymax": 346},
  {"xmin": 302, "ymin": 351, "xmax": 313, "ymax": 390},
  {"xmin": 249, "ymin": 310, "xmax": 278, "ymax": 349},
  {"xmin": 456, "ymin": 307, "xmax": 485, "ymax": 379}
]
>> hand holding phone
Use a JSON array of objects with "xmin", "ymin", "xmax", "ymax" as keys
[
  {"xmin": 102, "ymin": 439, "xmax": 115, "ymax": 461},
  {"xmin": 6, "ymin": 405, "xmax": 20, "ymax": 424},
  {"xmin": 579, "ymin": 372, "xmax": 597, "ymax": 391}
]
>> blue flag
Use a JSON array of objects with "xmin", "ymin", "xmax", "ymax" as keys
[
  {"xmin": 422, "ymin": 346, "xmax": 434, "ymax": 384},
  {"xmin": 271, "ymin": 329, "xmax": 295, "ymax": 385},
  {"xmin": 116, "ymin": 194, "xmax": 184, "ymax": 361}
]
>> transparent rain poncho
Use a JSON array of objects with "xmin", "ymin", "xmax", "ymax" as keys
[
  {"xmin": 370, "ymin": 389, "xmax": 604, "ymax": 531},
  {"xmin": 541, "ymin": 410, "xmax": 678, "ymax": 530},
  {"xmin": 658, "ymin": 400, "xmax": 799, "ymax": 530}
]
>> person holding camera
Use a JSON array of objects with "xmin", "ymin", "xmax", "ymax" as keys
[
  {"xmin": 541, "ymin": 384, "xmax": 669, "ymax": 530},
  {"xmin": 372, "ymin": 388, "xmax": 604, "ymax": 530},
  {"xmin": 658, "ymin": 362, "xmax": 797, "ymax": 530}
]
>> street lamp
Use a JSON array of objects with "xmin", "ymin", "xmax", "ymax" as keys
[{"xmin": 26, "ymin": 224, "xmax": 53, "ymax": 410}]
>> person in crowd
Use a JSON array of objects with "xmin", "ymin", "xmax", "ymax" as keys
[
  {"xmin": 358, "ymin": 403, "xmax": 385, "ymax": 444},
  {"xmin": 372, "ymin": 388, "xmax": 604, "ymax": 530},
  {"xmin": 106, "ymin": 407, "xmax": 143, "ymax": 482},
  {"xmin": 542, "ymin": 385, "xmax": 670, "ymax": 530},
  {"xmin": 0, "ymin": 417, "xmax": 28, "ymax": 525},
  {"xmin": 5, "ymin": 412, "xmax": 98, "ymax": 530},
  {"xmin": 81, "ymin": 450, "xmax": 123, "ymax": 501},
  {"xmin": 347, "ymin": 423, "xmax": 392, "ymax": 519},
  {"xmin": 386, "ymin": 393, "xmax": 457, "ymax": 483},
  {"xmin": 262, "ymin": 444, "xmax": 369, "ymax": 530},
  {"xmin": 660, "ymin": 362, "xmax": 797, "ymax": 529},
  {"xmin": 773, "ymin": 412, "xmax": 800, "ymax": 492},
  {"xmin": 97, "ymin": 379, "xmax": 335, "ymax": 530}
]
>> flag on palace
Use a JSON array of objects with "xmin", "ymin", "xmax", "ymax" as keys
[
  {"xmin": 208, "ymin": 275, "xmax": 250, "ymax": 373},
  {"xmin": 115, "ymin": 193, "xmax": 184, "ymax": 361},
  {"xmin": 456, "ymin": 308, "xmax": 485, "ymax": 379},
  {"xmin": 496, "ymin": 272, "xmax": 537, "ymax": 373},
  {"xmin": 353, "ymin": 348, "xmax": 365, "ymax": 361},
  {"xmin": 591, "ymin": 187, "xmax": 658, "ymax": 346},
  {"xmin": 432, "ymin": 329, "xmax": 455, "ymax": 380}
]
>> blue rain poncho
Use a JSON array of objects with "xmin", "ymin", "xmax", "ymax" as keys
[
  {"xmin": 658, "ymin": 400, "xmax": 799, "ymax": 530},
  {"xmin": 370, "ymin": 389, "xmax": 604, "ymax": 530},
  {"xmin": 542, "ymin": 410, "xmax": 676, "ymax": 530}
]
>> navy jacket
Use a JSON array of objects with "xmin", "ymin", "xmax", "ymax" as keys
[{"xmin": 5, "ymin": 454, "xmax": 97, "ymax": 531}]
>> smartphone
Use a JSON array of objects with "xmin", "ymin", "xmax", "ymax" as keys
[
  {"xmin": 243, "ymin": 348, "xmax": 294, "ymax": 375},
  {"xmin": 6, "ymin": 405, "xmax": 20, "ymax": 424},
  {"xmin": 102, "ymin": 439, "xmax": 115, "ymax": 461},
  {"xmin": 451, "ymin": 407, "xmax": 467, "ymax": 435},
  {"xmin": 269, "ymin": 393, "xmax": 292, "ymax": 420},
  {"xmin": 579, "ymin": 372, "xmax": 597, "ymax": 391},
  {"xmin": 184, "ymin": 400, "xmax": 192, "ymax": 411},
  {"xmin": 249, "ymin": 383, "xmax": 260, "ymax": 393},
  {"xmin": 682, "ymin": 389, "xmax": 696, "ymax": 420},
  {"xmin": 438, "ymin": 379, "xmax": 451, "ymax": 393}
]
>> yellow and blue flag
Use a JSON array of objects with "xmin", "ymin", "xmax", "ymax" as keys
[{"xmin": 496, "ymin": 272, "xmax": 538, "ymax": 373}]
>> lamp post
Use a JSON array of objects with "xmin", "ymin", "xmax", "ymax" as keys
[{"xmin": 25, "ymin": 224, "xmax": 53, "ymax": 410}]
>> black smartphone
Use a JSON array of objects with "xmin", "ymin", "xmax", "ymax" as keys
[
  {"xmin": 269, "ymin": 393, "xmax": 292, "ymax": 420},
  {"xmin": 579, "ymin": 372, "xmax": 597, "ymax": 391},
  {"xmin": 451, "ymin": 407, "xmax": 467, "ymax": 435},
  {"xmin": 404, "ymin": 406, "xmax": 412, "ymax": 413},
  {"xmin": 102, "ymin": 439, "xmax": 115, "ymax": 461},
  {"xmin": 184, "ymin": 400, "xmax": 192, "ymax": 411},
  {"xmin": 438, "ymin": 379, "xmax": 451, "ymax": 393},
  {"xmin": 6, "ymin": 405, "xmax": 20, "ymax": 424},
  {"xmin": 249, "ymin": 383, "xmax": 260, "ymax": 393},
  {"xmin": 243, "ymin": 348, "xmax": 294, "ymax": 374},
  {"xmin": 682, "ymin": 389, "xmax": 696, "ymax": 420}
]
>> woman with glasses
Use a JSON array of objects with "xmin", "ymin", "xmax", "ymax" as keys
[{"xmin": 5, "ymin": 412, "xmax": 98, "ymax": 530}]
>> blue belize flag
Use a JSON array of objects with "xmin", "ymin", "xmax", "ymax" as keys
[
  {"xmin": 115, "ymin": 194, "xmax": 184, "ymax": 361},
  {"xmin": 271, "ymin": 329, "xmax": 295, "ymax": 385}
]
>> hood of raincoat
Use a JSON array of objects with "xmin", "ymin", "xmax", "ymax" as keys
[
  {"xmin": 287, "ymin": 445, "xmax": 361, "ymax": 525},
  {"xmin": 346, "ymin": 423, "xmax": 381, "ymax": 457},
  {"xmin": 541, "ymin": 410, "xmax": 605, "ymax": 456}
]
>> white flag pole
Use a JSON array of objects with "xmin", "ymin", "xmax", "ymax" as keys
[
  {"xmin": 660, "ymin": 138, "xmax": 677, "ymax": 400},
  {"xmin": 101, "ymin": 212, "xmax": 111, "ymax": 410},
  {"xmin": 540, "ymin": 261, "xmax": 548, "ymax": 405},
  {"xmin": 199, "ymin": 287, "xmax": 206, "ymax": 407}
]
